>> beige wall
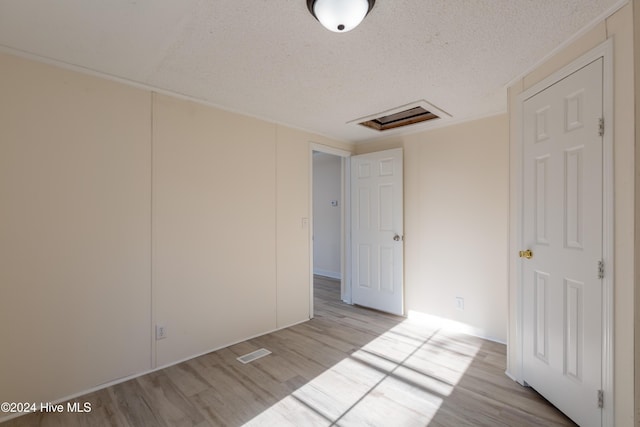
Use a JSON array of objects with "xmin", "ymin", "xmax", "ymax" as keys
[
  {"xmin": 0, "ymin": 52, "xmax": 350, "ymax": 415},
  {"xmin": 0, "ymin": 54, "xmax": 152, "ymax": 405},
  {"xmin": 276, "ymin": 126, "xmax": 312, "ymax": 328},
  {"xmin": 357, "ymin": 114, "xmax": 510, "ymax": 343},
  {"xmin": 507, "ymin": 3, "xmax": 636, "ymax": 424},
  {"xmin": 152, "ymin": 94, "xmax": 278, "ymax": 366}
]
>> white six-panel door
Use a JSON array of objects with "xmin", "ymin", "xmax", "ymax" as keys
[
  {"xmin": 351, "ymin": 148, "xmax": 403, "ymax": 315},
  {"xmin": 522, "ymin": 58, "xmax": 604, "ymax": 427}
]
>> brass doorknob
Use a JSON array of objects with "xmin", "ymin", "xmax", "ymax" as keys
[{"xmin": 519, "ymin": 249, "xmax": 533, "ymax": 259}]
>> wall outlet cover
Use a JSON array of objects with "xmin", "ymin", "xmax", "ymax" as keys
[{"xmin": 156, "ymin": 324, "xmax": 167, "ymax": 340}]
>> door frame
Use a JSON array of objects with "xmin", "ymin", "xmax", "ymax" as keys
[
  {"xmin": 309, "ymin": 143, "xmax": 352, "ymax": 317},
  {"xmin": 512, "ymin": 39, "xmax": 614, "ymax": 426}
]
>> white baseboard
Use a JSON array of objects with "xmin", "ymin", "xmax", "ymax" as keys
[
  {"xmin": 407, "ymin": 310, "xmax": 506, "ymax": 345},
  {"xmin": 313, "ymin": 268, "xmax": 341, "ymax": 280}
]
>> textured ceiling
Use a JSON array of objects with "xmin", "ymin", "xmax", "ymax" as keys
[{"xmin": 0, "ymin": 0, "xmax": 624, "ymax": 143}]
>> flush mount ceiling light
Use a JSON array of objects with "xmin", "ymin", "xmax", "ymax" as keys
[{"xmin": 307, "ymin": 0, "xmax": 375, "ymax": 32}]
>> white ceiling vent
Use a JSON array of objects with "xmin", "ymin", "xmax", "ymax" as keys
[{"xmin": 350, "ymin": 100, "xmax": 451, "ymax": 132}]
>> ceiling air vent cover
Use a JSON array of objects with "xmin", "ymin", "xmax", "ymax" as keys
[{"xmin": 359, "ymin": 106, "xmax": 439, "ymax": 131}]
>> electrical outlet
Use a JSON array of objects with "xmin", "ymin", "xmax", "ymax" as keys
[
  {"xmin": 156, "ymin": 324, "xmax": 167, "ymax": 340},
  {"xmin": 455, "ymin": 297, "xmax": 464, "ymax": 311}
]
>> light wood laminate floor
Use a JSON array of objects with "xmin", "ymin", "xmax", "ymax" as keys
[{"xmin": 5, "ymin": 276, "xmax": 575, "ymax": 426}]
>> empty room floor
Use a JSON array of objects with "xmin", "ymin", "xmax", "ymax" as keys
[{"xmin": 4, "ymin": 277, "xmax": 575, "ymax": 426}]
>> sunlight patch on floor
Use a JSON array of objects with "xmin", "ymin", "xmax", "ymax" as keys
[{"xmin": 244, "ymin": 318, "xmax": 480, "ymax": 426}]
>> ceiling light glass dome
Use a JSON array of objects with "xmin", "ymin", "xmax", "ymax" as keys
[{"xmin": 307, "ymin": 0, "xmax": 375, "ymax": 32}]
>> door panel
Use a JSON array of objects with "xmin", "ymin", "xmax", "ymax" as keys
[
  {"xmin": 351, "ymin": 148, "xmax": 403, "ymax": 315},
  {"xmin": 522, "ymin": 58, "xmax": 603, "ymax": 427}
]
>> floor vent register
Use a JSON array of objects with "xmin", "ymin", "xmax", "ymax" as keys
[{"xmin": 236, "ymin": 348, "xmax": 271, "ymax": 364}]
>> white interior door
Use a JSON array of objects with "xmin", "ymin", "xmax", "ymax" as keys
[
  {"xmin": 521, "ymin": 58, "xmax": 603, "ymax": 427},
  {"xmin": 351, "ymin": 148, "xmax": 403, "ymax": 315}
]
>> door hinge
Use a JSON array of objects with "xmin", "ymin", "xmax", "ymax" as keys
[
  {"xmin": 598, "ymin": 260, "xmax": 605, "ymax": 279},
  {"xmin": 597, "ymin": 389, "xmax": 604, "ymax": 408},
  {"xmin": 598, "ymin": 117, "xmax": 605, "ymax": 137}
]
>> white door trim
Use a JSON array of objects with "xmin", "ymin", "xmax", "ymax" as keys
[
  {"xmin": 310, "ymin": 143, "xmax": 353, "ymax": 317},
  {"xmin": 512, "ymin": 39, "xmax": 614, "ymax": 427}
]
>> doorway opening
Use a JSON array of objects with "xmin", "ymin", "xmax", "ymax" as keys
[
  {"xmin": 310, "ymin": 145, "xmax": 351, "ymax": 316},
  {"xmin": 312, "ymin": 152, "xmax": 342, "ymax": 281}
]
